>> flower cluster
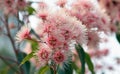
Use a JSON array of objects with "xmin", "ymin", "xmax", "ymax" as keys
[
  {"xmin": 98, "ymin": 0, "xmax": 119, "ymax": 33},
  {"xmin": 15, "ymin": 25, "xmax": 31, "ymax": 42},
  {"xmin": 16, "ymin": 0, "xmax": 112, "ymax": 67},
  {"xmin": 0, "ymin": 0, "xmax": 27, "ymax": 15},
  {"xmin": 99, "ymin": 0, "xmax": 120, "ymax": 24},
  {"xmin": 35, "ymin": 9, "xmax": 87, "ymax": 65},
  {"xmin": 65, "ymin": 0, "xmax": 111, "ymax": 49},
  {"xmin": 68, "ymin": 0, "xmax": 110, "ymax": 32}
]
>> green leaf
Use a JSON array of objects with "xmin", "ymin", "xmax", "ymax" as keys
[
  {"xmin": 27, "ymin": 39, "xmax": 39, "ymax": 52},
  {"xmin": 38, "ymin": 65, "xmax": 50, "ymax": 74},
  {"xmin": 26, "ymin": 6, "xmax": 36, "ymax": 15},
  {"xmin": 85, "ymin": 53, "xmax": 95, "ymax": 74},
  {"xmin": 58, "ymin": 62, "xmax": 73, "ymax": 74},
  {"xmin": 18, "ymin": 38, "xmax": 38, "ymax": 73},
  {"xmin": 17, "ymin": 52, "xmax": 31, "ymax": 74},
  {"xmin": 75, "ymin": 44, "xmax": 85, "ymax": 74},
  {"xmin": 50, "ymin": 67, "xmax": 54, "ymax": 74},
  {"xmin": 19, "ymin": 52, "xmax": 34, "ymax": 66},
  {"xmin": 23, "ymin": 59, "xmax": 31, "ymax": 74},
  {"xmin": 31, "ymin": 41, "xmax": 39, "ymax": 51},
  {"xmin": 64, "ymin": 62, "xmax": 73, "ymax": 74},
  {"xmin": 72, "ymin": 62, "xmax": 81, "ymax": 74},
  {"xmin": 116, "ymin": 32, "xmax": 120, "ymax": 43}
]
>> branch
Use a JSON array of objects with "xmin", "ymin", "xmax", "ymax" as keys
[
  {"xmin": 4, "ymin": 17, "xmax": 18, "ymax": 57},
  {"xmin": 3, "ymin": 15, "xmax": 25, "ymax": 74},
  {"xmin": 0, "ymin": 55, "xmax": 20, "ymax": 73},
  {"xmin": 0, "ymin": 55, "xmax": 18, "ymax": 64}
]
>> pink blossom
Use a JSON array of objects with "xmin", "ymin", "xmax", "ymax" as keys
[
  {"xmin": 35, "ymin": 44, "xmax": 52, "ymax": 67},
  {"xmin": 62, "ymin": 42, "xmax": 69, "ymax": 50},
  {"xmin": 17, "ymin": 0, "xmax": 26, "ymax": 9},
  {"xmin": 38, "ymin": 2, "xmax": 48, "ymax": 9},
  {"xmin": 72, "ymin": 0, "xmax": 93, "ymax": 11},
  {"xmin": 45, "ymin": 10, "xmax": 87, "ymax": 44},
  {"xmin": 2, "ymin": 0, "xmax": 15, "ymax": 15},
  {"xmin": 0, "ymin": 0, "xmax": 18, "ymax": 15},
  {"xmin": 53, "ymin": 50, "xmax": 65, "ymax": 64},
  {"xmin": 99, "ymin": 0, "xmax": 120, "ymax": 24},
  {"xmin": 35, "ymin": 9, "xmax": 87, "ymax": 52},
  {"xmin": 95, "ymin": 64, "xmax": 103, "ymax": 69},
  {"xmin": 100, "ymin": 49, "xmax": 109, "ymax": 56},
  {"xmin": 87, "ymin": 31, "xmax": 100, "ymax": 49},
  {"xmin": 46, "ymin": 35, "xmax": 63, "ymax": 49},
  {"xmin": 56, "ymin": 0, "xmax": 67, "ymax": 7},
  {"xmin": 37, "ymin": 48, "xmax": 50, "ymax": 61},
  {"xmin": 87, "ymin": 48, "xmax": 109, "ymax": 58},
  {"xmin": 4, "ymin": 0, "xmax": 14, "ymax": 8},
  {"xmin": 69, "ymin": 0, "xmax": 110, "ymax": 32},
  {"xmin": 15, "ymin": 26, "xmax": 30, "ymax": 42},
  {"xmin": 37, "ymin": 10, "xmax": 48, "ymax": 21}
]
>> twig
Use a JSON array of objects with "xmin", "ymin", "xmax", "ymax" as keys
[
  {"xmin": 4, "ymin": 17, "xmax": 18, "ymax": 57},
  {"xmin": 4, "ymin": 16, "xmax": 24, "ymax": 74},
  {"xmin": 0, "ymin": 55, "xmax": 18, "ymax": 64},
  {"xmin": 0, "ymin": 55, "xmax": 20, "ymax": 73}
]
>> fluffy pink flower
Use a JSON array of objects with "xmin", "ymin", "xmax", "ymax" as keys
[
  {"xmin": 35, "ymin": 44, "xmax": 52, "ymax": 67},
  {"xmin": 15, "ymin": 26, "xmax": 30, "ymax": 42},
  {"xmin": 36, "ymin": 2, "xmax": 49, "ymax": 21},
  {"xmin": 4, "ymin": 0, "xmax": 14, "ymax": 7},
  {"xmin": 100, "ymin": 49, "xmax": 109, "ymax": 56},
  {"xmin": 45, "ymin": 10, "xmax": 87, "ymax": 44},
  {"xmin": 35, "ymin": 10, "xmax": 87, "ymax": 52},
  {"xmin": 109, "ymin": 24, "xmax": 117, "ymax": 32},
  {"xmin": 70, "ymin": 18, "xmax": 87, "ymax": 44},
  {"xmin": 99, "ymin": 0, "xmax": 120, "ymax": 24},
  {"xmin": 46, "ymin": 35, "xmax": 64, "ymax": 49},
  {"xmin": 37, "ymin": 9, "xmax": 48, "ymax": 21},
  {"xmin": 72, "ymin": 0, "xmax": 93, "ymax": 11},
  {"xmin": 87, "ymin": 48, "xmax": 109, "ymax": 58},
  {"xmin": 53, "ymin": 50, "xmax": 65, "ymax": 64},
  {"xmin": 38, "ymin": 2, "xmax": 48, "ymax": 9},
  {"xmin": 17, "ymin": 0, "xmax": 26, "ymax": 9},
  {"xmin": 70, "ymin": 0, "xmax": 110, "ymax": 32},
  {"xmin": 56, "ymin": 0, "xmax": 67, "ymax": 7},
  {"xmin": 0, "ymin": 0, "xmax": 21, "ymax": 15},
  {"xmin": 95, "ymin": 64, "xmax": 103, "ymax": 69},
  {"xmin": 87, "ymin": 31, "xmax": 100, "ymax": 49},
  {"xmin": 37, "ymin": 48, "xmax": 50, "ymax": 61}
]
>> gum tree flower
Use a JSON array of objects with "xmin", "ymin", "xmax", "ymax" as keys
[
  {"xmin": 56, "ymin": 0, "xmax": 67, "ymax": 7},
  {"xmin": 29, "ymin": 8, "xmax": 87, "ymax": 66},
  {"xmin": 99, "ymin": 0, "xmax": 120, "ymax": 24},
  {"xmin": 4, "ymin": 0, "xmax": 14, "ymax": 8},
  {"xmin": 46, "ymin": 35, "xmax": 64, "ymax": 49},
  {"xmin": 87, "ymin": 31, "xmax": 100, "ymax": 49},
  {"xmin": 17, "ymin": 0, "xmax": 26, "ymax": 10},
  {"xmin": 15, "ymin": 26, "xmax": 30, "ymax": 42},
  {"xmin": 69, "ymin": 0, "xmax": 110, "ymax": 32},
  {"xmin": 37, "ymin": 48, "xmax": 50, "ymax": 61},
  {"xmin": 53, "ymin": 50, "xmax": 65, "ymax": 64}
]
